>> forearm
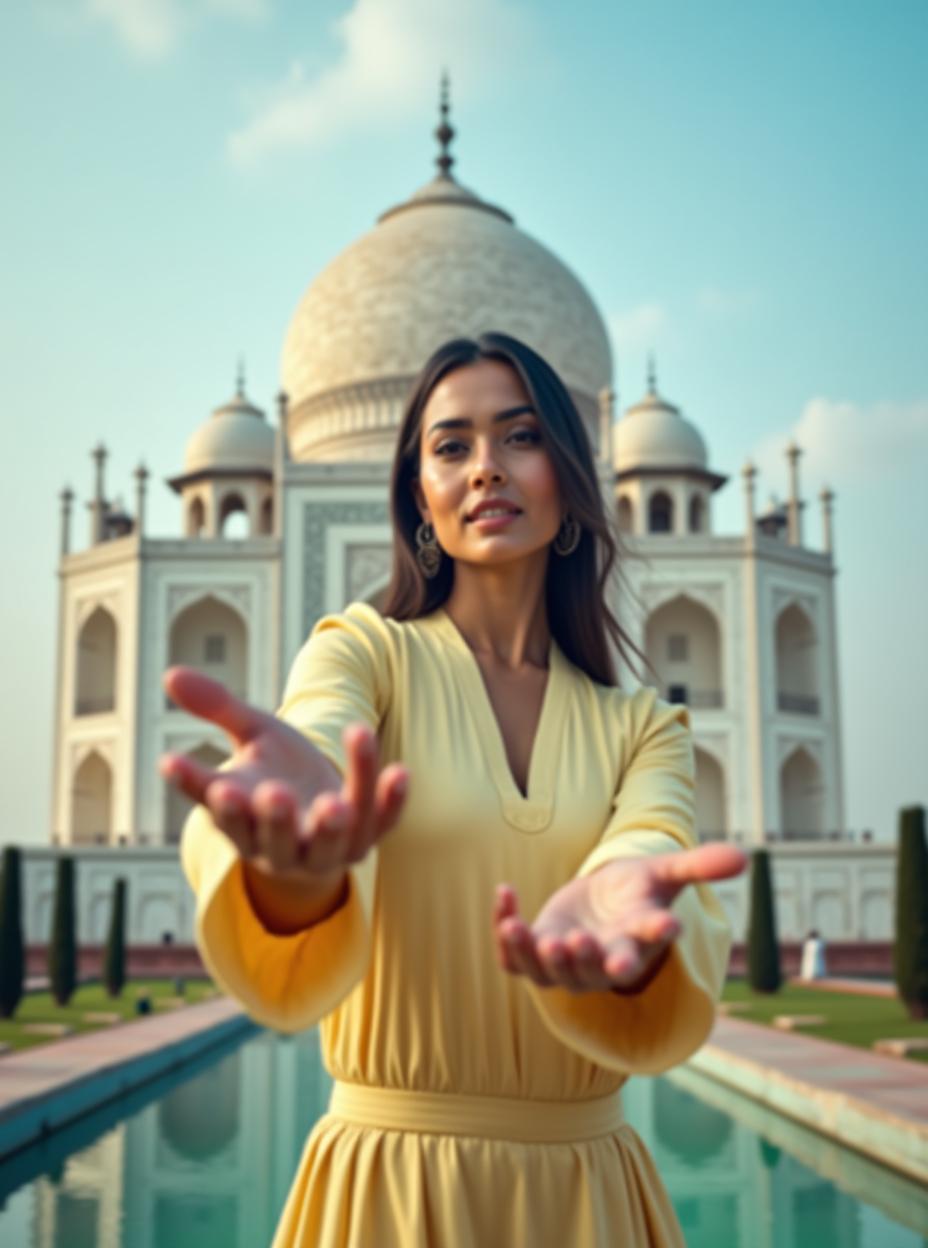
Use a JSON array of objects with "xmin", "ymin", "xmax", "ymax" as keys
[{"xmin": 242, "ymin": 862, "xmax": 348, "ymax": 935}]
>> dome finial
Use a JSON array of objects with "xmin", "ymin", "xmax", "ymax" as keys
[
  {"xmin": 435, "ymin": 70, "xmax": 455, "ymax": 179},
  {"xmin": 236, "ymin": 356, "xmax": 246, "ymax": 399},
  {"xmin": 646, "ymin": 353, "xmax": 657, "ymax": 395}
]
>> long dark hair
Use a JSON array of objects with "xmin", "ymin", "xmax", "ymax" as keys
[{"xmin": 380, "ymin": 332, "xmax": 639, "ymax": 686}]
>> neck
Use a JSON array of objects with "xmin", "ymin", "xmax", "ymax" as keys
[{"xmin": 442, "ymin": 553, "xmax": 551, "ymax": 670}]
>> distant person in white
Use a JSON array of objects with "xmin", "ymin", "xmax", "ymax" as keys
[{"xmin": 800, "ymin": 928, "xmax": 827, "ymax": 980}]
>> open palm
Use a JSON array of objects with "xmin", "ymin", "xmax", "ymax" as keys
[{"xmin": 494, "ymin": 843, "xmax": 747, "ymax": 993}]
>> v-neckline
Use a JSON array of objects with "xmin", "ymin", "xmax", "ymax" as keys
[{"xmin": 432, "ymin": 607, "xmax": 564, "ymax": 832}]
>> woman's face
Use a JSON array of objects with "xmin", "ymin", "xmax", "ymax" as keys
[{"xmin": 413, "ymin": 359, "xmax": 564, "ymax": 568}]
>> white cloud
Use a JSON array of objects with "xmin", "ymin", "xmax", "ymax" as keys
[
  {"xmin": 751, "ymin": 396, "xmax": 928, "ymax": 492},
  {"xmin": 226, "ymin": 0, "xmax": 538, "ymax": 166},
  {"xmin": 607, "ymin": 302, "xmax": 669, "ymax": 355},
  {"xmin": 84, "ymin": 0, "xmax": 266, "ymax": 59}
]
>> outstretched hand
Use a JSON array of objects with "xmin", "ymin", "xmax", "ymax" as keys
[
  {"xmin": 159, "ymin": 666, "xmax": 409, "ymax": 882},
  {"xmin": 493, "ymin": 843, "xmax": 747, "ymax": 994}
]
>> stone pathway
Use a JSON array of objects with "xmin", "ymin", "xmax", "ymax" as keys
[
  {"xmin": 691, "ymin": 1013, "xmax": 928, "ymax": 1183},
  {"xmin": 0, "ymin": 997, "xmax": 250, "ymax": 1161}
]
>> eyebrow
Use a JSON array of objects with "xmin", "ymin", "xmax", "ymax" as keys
[{"xmin": 426, "ymin": 405, "xmax": 537, "ymax": 437}]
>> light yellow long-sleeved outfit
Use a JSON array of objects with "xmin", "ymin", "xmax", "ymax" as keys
[{"xmin": 181, "ymin": 602, "xmax": 732, "ymax": 1247}]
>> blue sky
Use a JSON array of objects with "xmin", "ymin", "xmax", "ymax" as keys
[{"xmin": 1, "ymin": 0, "xmax": 926, "ymax": 843}]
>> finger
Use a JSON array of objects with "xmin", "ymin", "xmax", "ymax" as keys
[
  {"xmin": 300, "ymin": 791, "xmax": 352, "ymax": 872},
  {"xmin": 652, "ymin": 844, "xmax": 748, "ymax": 893},
  {"xmin": 205, "ymin": 781, "xmax": 256, "ymax": 856},
  {"xmin": 341, "ymin": 725, "xmax": 378, "ymax": 852},
  {"xmin": 252, "ymin": 782, "xmax": 300, "ymax": 873},
  {"xmin": 158, "ymin": 752, "xmax": 221, "ymax": 805},
  {"xmin": 500, "ymin": 918, "xmax": 551, "ymax": 987},
  {"xmin": 535, "ymin": 935, "xmax": 582, "ymax": 991},
  {"xmin": 564, "ymin": 929, "xmax": 613, "ymax": 991},
  {"xmin": 162, "ymin": 666, "xmax": 267, "ymax": 745},
  {"xmin": 602, "ymin": 935, "xmax": 644, "ymax": 986},
  {"xmin": 493, "ymin": 884, "xmax": 519, "ymax": 928}
]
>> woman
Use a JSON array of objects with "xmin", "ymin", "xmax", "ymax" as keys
[{"xmin": 161, "ymin": 332, "xmax": 746, "ymax": 1247}]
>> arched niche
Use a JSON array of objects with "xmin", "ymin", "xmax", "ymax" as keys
[
  {"xmin": 259, "ymin": 496, "xmax": 274, "ymax": 535},
  {"xmin": 775, "ymin": 603, "xmax": 820, "ymax": 714},
  {"xmin": 186, "ymin": 496, "xmax": 206, "ymax": 538},
  {"xmin": 694, "ymin": 747, "xmax": 726, "ymax": 839},
  {"xmin": 75, "ymin": 606, "xmax": 117, "ymax": 716},
  {"xmin": 648, "ymin": 490, "xmax": 674, "ymax": 534},
  {"xmin": 645, "ymin": 595, "xmax": 723, "ymax": 708},
  {"xmin": 72, "ymin": 750, "xmax": 113, "ymax": 845},
  {"xmin": 219, "ymin": 492, "xmax": 249, "ymax": 538},
  {"xmin": 165, "ymin": 742, "xmax": 227, "ymax": 844},
  {"xmin": 168, "ymin": 595, "xmax": 248, "ymax": 701},
  {"xmin": 617, "ymin": 495, "xmax": 634, "ymax": 534},
  {"xmin": 780, "ymin": 746, "xmax": 824, "ymax": 839},
  {"xmin": 688, "ymin": 493, "xmax": 706, "ymax": 533}
]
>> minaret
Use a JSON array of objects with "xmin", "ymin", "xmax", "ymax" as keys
[
  {"xmin": 134, "ymin": 463, "xmax": 149, "ymax": 537},
  {"xmin": 89, "ymin": 443, "xmax": 108, "ymax": 545},
  {"xmin": 741, "ymin": 460, "xmax": 757, "ymax": 537},
  {"xmin": 820, "ymin": 486, "xmax": 835, "ymax": 555},
  {"xmin": 786, "ymin": 441, "xmax": 802, "ymax": 546},
  {"xmin": 59, "ymin": 486, "xmax": 74, "ymax": 557}
]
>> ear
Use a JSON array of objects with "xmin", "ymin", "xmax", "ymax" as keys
[{"xmin": 411, "ymin": 478, "xmax": 430, "ymax": 524}]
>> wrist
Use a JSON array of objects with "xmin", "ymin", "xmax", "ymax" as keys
[{"xmin": 242, "ymin": 861, "xmax": 348, "ymax": 935}]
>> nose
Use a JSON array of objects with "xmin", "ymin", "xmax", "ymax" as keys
[{"xmin": 469, "ymin": 438, "xmax": 507, "ymax": 487}]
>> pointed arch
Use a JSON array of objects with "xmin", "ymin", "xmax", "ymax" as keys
[
  {"xmin": 219, "ymin": 492, "xmax": 249, "ymax": 538},
  {"xmin": 168, "ymin": 595, "xmax": 248, "ymax": 702},
  {"xmin": 645, "ymin": 594, "xmax": 723, "ymax": 708},
  {"xmin": 694, "ymin": 746, "xmax": 727, "ymax": 839},
  {"xmin": 648, "ymin": 490, "xmax": 674, "ymax": 534},
  {"xmin": 780, "ymin": 745, "xmax": 824, "ymax": 839},
  {"xmin": 776, "ymin": 602, "xmax": 820, "ymax": 714},
  {"xmin": 75, "ymin": 605, "xmax": 117, "ymax": 716},
  {"xmin": 688, "ymin": 493, "xmax": 706, "ymax": 533},
  {"xmin": 72, "ymin": 749, "xmax": 113, "ymax": 844}
]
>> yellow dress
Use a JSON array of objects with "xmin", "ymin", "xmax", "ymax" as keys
[{"xmin": 181, "ymin": 602, "xmax": 732, "ymax": 1247}]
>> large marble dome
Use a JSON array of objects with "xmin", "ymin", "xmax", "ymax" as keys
[{"xmin": 280, "ymin": 107, "xmax": 613, "ymax": 462}]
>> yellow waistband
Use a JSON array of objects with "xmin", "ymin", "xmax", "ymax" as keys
[{"xmin": 328, "ymin": 1082, "xmax": 624, "ymax": 1144}]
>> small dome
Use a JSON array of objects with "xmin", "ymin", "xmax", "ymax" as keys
[
  {"xmin": 183, "ymin": 389, "xmax": 275, "ymax": 476},
  {"xmin": 613, "ymin": 386, "xmax": 708, "ymax": 473}
]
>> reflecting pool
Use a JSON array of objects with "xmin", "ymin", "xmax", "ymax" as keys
[{"xmin": 0, "ymin": 1026, "xmax": 925, "ymax": 1247}]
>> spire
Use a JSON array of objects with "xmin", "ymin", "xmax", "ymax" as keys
[
  {"xmin": 236, "ymin": 356, "xmax": 246, "ymax": 399},
  {"xmin": 434, "ymin": 71, "xmax": 455, "ymax": 179},
  {"xmin": 646, "ymin": 353, "xmax": 657, "ymax": 396}
]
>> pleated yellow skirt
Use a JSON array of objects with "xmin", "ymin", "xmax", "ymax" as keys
[{"xmin": 272, "ymin": 1083, "xmax": 685, "ymax": 1248}]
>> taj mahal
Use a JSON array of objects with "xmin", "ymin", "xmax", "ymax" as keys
[{"xmin": 21, "ymin": 96, "xmax": 894, "ymax": 951}]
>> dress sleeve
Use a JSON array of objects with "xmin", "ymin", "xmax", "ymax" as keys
[
  {"xmin": 180, "ymin": 602, "xmax": 391, "ymax": 1034},
  {"xmin": 526, "ymin": 687, "xmax": 732, "ymax": 1074}
]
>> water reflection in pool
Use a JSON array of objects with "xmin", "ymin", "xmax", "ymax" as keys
[{"xmin": 0, "ymin": 1028, "xmax": 925, "ymax": 1247}]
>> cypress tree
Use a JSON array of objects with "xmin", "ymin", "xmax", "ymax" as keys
[
  {"xmin": 893, "ymin": 806, "xmax": 928, "ymax": 1020},
  {"xmin": 49, "ymin": 855, "xmax": 77, "ymax": 1007},
  {"xmin": 0, "ymin": 847, "xmax": 25, "ymax": 1018},
  {"xmin": 104, "ymin": 877, "xmax": 127, "ymax": 998},
  {"xmin": 746, "ymin": 849, "xmax": 782, "ymax": 993}
]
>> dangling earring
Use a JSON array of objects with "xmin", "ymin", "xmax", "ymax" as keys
[
  {"xmin": 415, "ymin": 521, "xmax": 443, "ymax": 578},
  {"xmin": 553, "ymin": 513, "xmax": 581, "ymax": 557}
]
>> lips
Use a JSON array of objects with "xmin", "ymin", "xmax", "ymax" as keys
[{"xmin": 466, "ymin": 500, "xmax": 523, "ymax": 522}]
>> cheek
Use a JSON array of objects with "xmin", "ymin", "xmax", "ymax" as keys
[{"xmin": 418, "ymin": 461, "xmax": 461, "ymax": 516}]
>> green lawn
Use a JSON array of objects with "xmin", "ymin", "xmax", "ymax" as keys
[
  {"xmin": 722, "ymin": 980, "xmax": 928, "ymax": 1062},
  {"xmin": 0, "ymin": 979, "xmax": 219, "ymax": 1052}
]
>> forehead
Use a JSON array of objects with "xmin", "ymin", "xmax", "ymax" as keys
[{"xmin": 423, "ymin": 359, "xmax": 531, "ymax": 420}]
